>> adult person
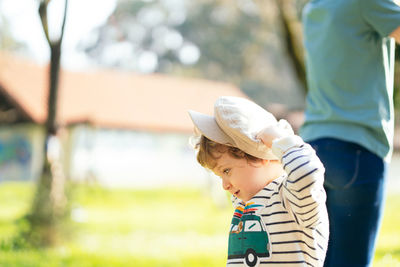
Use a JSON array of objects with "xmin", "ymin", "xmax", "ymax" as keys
[{"xmin": 300, "ymin": 0, "xmax": 400, "ymax": 266}]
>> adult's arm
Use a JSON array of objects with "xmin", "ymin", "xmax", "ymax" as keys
[
  {"xmin": 389, "ymin": 25, "xmax": 400, "ymax": 43},
  {"xmin": 362, "ymin": 0, "xmax": 400, "ymax": 41}
]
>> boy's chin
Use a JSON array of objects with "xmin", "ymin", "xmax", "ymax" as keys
[
  {"xmin": 239, "ymin": 189, "xmax": 263, "ymax": 202},
  {"xmin": 238, "ymin": 194, "xmax": 252, "ymax": 202}
]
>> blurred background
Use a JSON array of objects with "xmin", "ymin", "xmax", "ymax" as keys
[{"xmin": 0, "ymin": 0, "xmax": 399, "ymax": 266}]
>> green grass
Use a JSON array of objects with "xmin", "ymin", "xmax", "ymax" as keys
[
  {"xmin": 0, "ymin": 182, "xmax": 399, "ymax": 266},
  {"xmin": 374, "ymin": 194, "xmax": 400, "ymax": 267},
  {"xmin": 0, "ymin": 182, "xmax": 232, "ymax": 267}
]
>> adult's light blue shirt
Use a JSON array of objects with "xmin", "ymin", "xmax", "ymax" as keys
[{"xmin": 300, "ymin": 0, "xmax": 400, "ymax": 161}]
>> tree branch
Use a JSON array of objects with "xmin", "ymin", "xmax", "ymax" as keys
[
  {"xmin": 38, "ymin": 0, "xmax": 51, "ymax": 45},
  {"xmin": 59, "ymin": 0, "xmax": 68, "ymax": 42}
]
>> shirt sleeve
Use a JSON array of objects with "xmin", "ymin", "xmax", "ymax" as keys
[
  {"xmin": 272, "ymin": 135, "xmax": 327, "ymax": 229},
  {"xmin": 361, "ymin": 0, "xmax": 400, "ymax": 37}
]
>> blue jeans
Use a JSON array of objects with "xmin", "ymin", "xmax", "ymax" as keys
[{"xmin": 308, "ymin": 138, "xmax": 388, "ymax": 267}]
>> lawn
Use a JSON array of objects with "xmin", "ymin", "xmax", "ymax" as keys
[{"xmin": 0, "ymin": 182, "xmax": 399, "ymax": 266}]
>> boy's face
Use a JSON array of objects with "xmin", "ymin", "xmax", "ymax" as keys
[{"xmin": 212, "ymin": 152, "xmax": 275, "ymax": 202}]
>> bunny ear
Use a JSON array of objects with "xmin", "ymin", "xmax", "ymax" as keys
[{"xmin": 277, "ymin": 119, "xmax": 294, "ymax": 136}]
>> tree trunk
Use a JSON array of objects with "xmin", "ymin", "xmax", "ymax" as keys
[
  {"xmin": 24, "ymin": 0, "xmax": 68, "ymax": 247},
  {"xmin": 25, "ymin": 41, "xmax": 67, "ymax": 247},
  {"xmin": 47, "ymin": 43, "xmax": 61, "ymax": 135}
]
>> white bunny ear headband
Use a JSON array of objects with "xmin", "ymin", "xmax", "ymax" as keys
[{"xmin": 188, "ymin": 96, "xmax": 293, "ymax": 160}]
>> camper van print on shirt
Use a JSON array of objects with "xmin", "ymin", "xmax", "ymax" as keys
[{"xmin": 228, "ymin": 202, "xmax": 271, "ymax": 267}]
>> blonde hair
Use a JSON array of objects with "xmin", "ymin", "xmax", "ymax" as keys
[{"xmin": 195, "ymin": 135, "xmax": 261, "ymax": 170}]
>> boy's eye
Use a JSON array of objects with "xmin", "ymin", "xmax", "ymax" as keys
[{"xmin": 223, "ymin": 168, "xmax": 231, "ymax": 175}]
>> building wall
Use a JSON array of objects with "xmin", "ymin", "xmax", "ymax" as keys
[
  {"xmin": 0, "ymin": 123, "xmax": 218, "ymax": 190},
  {"xmin": 69, "ymin": 125, "xmax": 213, "ymax": 188}
]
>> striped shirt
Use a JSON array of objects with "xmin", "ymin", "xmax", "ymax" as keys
[{"xmin": 227, "ymin": 135, "xmax": 329, "ymax": 267}]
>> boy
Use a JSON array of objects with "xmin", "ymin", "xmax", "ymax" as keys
[{"xmin": 189, "ymin": 96, "xmax": 329, "ymax": 267}]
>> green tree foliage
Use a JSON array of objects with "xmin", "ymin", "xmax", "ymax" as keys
[
  {"xmin": 0, "ymin": 13, "xmax": 25, "ymax": 50},
  {"xmin": 81, "ymin": 0, "xmax": 307, "ymax": 110}
]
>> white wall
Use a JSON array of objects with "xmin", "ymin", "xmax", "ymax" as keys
[{"xmin": 69, "ymin": 126, "xmax": 216, "ymax": 189}]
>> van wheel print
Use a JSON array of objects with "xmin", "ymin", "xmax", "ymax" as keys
[{"xmin": 245, "ymin": 249, "xmax": 258, "ymax": 266}]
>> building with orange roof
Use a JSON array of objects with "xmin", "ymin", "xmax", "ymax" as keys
[{"xmin": 0, "ymin": 52, "xmax": 248, "ymax": 187}]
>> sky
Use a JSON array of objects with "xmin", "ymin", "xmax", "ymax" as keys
[{"xmin": 0, "ymin": 0, "xmax": 117, "ymax": 69}]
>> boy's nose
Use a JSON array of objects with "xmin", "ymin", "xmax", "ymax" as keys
[{"xmin": 222, "ymin": 180, "xmax": 232, "ymax": 191}]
